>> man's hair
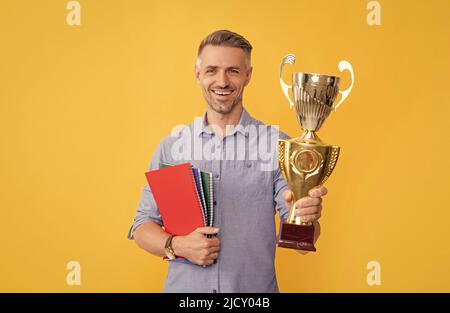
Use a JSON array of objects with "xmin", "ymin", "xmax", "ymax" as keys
[{"xmin": 196, "ymin": 30, "xmax": 253, "ymax": 68}]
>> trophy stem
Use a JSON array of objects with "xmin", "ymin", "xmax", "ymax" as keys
[
  {"xmin": 298, "ymin": 130, "xmax": 324, "ymax": 145},
  {"xmin": 277, "ymin": 189, "xmax": 316, "ymax": 252}
]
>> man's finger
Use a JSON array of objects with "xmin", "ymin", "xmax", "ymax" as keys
[
  {"xmin": 296, "ymin": 205, "xmax": 322, "ymax": 216},
  {"xmin": 209, "ymin": 252, "xmax": 219, "ymax": 260},
  {"xmin": 308, "ymin": 185, "xmax": 328, "ymax": 197},
  {"xmin": 283, "ymin": 190, "xmax": 293, "ymax": 202},
  {"xmin": 208, "ymin": 246, "xmax": 221, "ymax": 253},
  {"xmin": 196, "ymin": 227, "xmax": 220, "ymax": 235},
  {"xmin": 296, "ymin": 197, "xmax": 322, "ymax": 208},
  {"xmin": 201, "ymin": 258, "xmax": 215, "ymax": 266},
  {"xmin": 206, "ymin": 238, "xmax": 220, "ymax": 248},
  {"xmin": 299, "ymin": 213, "xmax": 322, "ymax": 223}
]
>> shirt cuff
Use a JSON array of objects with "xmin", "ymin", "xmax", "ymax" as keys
[{"xmin": 127, "ymin": 217, "xmax": 163, "ymax": 240}]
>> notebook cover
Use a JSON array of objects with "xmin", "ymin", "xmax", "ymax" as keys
[
  {"xmin": 160, "ymin": 163, "xmax": 212, "ymax": 227},
  {"xmin": 145, "ymin": 162, "xmax": 204, "ymax": 236},
  {"xmin": 160, "ymin": 162, "xmax": 207, "ymax": 223}
]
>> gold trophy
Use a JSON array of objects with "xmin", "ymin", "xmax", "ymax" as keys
[{"xmin": 277, "ymin": 54, "xmax": 354, "ymax": 251}]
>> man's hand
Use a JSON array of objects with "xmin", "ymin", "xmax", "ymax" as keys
[
  {"xmin": 283, "ymin": 186, "xmax": 328, "ymax": 223},
  {"xmin": 172, "ymin": 227, "xmax": 220, "ymax": 266}
]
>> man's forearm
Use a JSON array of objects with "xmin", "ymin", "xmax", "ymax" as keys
[{"xmin": 133, "ymin": 221, "xmax": 170, "ymax": 257}]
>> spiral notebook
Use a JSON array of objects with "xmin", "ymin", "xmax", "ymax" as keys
[
  {"xmin": 159, "ymin": 162, "xmax": 214, "ymax": 229},
  {"xmin": 145, "ymin": 162, "xmax": 215, "ymax": 263}
]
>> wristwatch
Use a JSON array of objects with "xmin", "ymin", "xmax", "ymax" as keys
[{"xmin": 164, "ymin": 235, "xmax": 177, "ymax": 260}]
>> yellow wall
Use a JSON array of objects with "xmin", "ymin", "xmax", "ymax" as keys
[{"xmin": 1, "ymin": 0, "xmax": 449, "ymax": 292}]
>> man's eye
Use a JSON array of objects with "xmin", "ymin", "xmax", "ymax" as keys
[
  {"xmin": 230, "ymin": 69, "xmax": 239, "ymax": 74},
  {"xmin": 206, "ymin": 69, "xmax": 215, "ymax": 74}
]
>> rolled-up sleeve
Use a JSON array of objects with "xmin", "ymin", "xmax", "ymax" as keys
[
  {"xmin": 127, "ymin": 141, "xmax": 165, "ymax": 240},
  {"xmin": 273, "ymin": 166, "xmax": 289, "ymax": 223},
  {"xmin": 273, "ymin": 131, "xmax": 290, "ymax": 223}
]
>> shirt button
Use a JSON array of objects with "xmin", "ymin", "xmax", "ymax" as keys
[
  {"xmin": 213, "ymin": 289, "xmax": 217, "ymax": 293},
  {"xmin": 214, "ymin": 174, "xmax": 219, "ymax": 178}
]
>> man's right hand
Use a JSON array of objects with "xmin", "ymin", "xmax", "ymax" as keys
[{"xmin": 171, "ymin": 227, "xmax": 220, "ymax": 266}]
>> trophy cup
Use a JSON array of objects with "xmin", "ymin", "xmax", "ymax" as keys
[{"xmin": 277, "ymin": 53, "xmax": 354, "ymax": 251}]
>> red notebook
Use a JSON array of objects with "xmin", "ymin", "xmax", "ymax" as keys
[{"xmin": 145, "ymin": 162, "xmax": 205, "ymax": 236}]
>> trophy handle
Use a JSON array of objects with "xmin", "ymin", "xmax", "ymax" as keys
[
  {"xmin": 279, "ymin": 53, "xmax": 296, "ymax": 108},
  {"xmin": 334, "ymin": 60, "xmax": 355, "ymax": 111}
]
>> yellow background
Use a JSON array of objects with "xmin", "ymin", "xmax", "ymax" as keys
[{"xmin": 1, "ymin": 0, "xmax": 449, "ymax": 292}]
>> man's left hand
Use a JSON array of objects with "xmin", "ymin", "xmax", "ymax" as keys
[{"xmin": 283, "ymin": 186, "xmax": 328, "ymax": 223}]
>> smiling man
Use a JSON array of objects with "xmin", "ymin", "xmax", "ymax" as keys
[{"xmin": 128, "ymin": 30, "xmax": 327, "ymax": 293}]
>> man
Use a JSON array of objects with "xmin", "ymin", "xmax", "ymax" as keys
[{"xmin": 127, "ymin": 30, "xmax": 327, "ymax": 293}]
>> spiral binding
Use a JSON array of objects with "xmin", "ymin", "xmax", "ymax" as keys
[{"xmin": 190, "ymin": 168, "xmax": 207, "ymax": 227}]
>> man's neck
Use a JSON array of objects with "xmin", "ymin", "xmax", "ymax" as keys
[{"xmin": 205, "ymin": 105, "xmax": 244, "ymax": 140}]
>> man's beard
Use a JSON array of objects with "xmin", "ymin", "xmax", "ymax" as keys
[{"xmin": 207, "ymin": 94, "xmax": 242, "ymax": 115}]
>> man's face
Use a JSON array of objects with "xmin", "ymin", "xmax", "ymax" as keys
[{"xmin": 195, "ymin": 45, "xmax": 252, "ymax": 115}]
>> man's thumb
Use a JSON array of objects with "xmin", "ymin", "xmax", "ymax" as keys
[{"xmin": 284, "ymin": 190, "xmax": 293, "ymax": 202}]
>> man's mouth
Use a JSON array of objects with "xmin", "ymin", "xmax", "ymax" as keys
[{"xmin": 211, "ymin": 89, "xmax": 234, "ymax": 96}]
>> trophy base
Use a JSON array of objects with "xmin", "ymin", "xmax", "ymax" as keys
[{"xmin": 277, "ymin": 223, "xmax": 316, "ymax": 252}]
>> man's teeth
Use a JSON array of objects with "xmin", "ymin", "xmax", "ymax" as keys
[{"xmin": 212, "ymin": 90, "xmax": 232, "ymax": 96}]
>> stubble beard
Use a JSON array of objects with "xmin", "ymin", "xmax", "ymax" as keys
[{"xmin": 206, "ymin": 93, "xmax": 243, "ymax": 115}]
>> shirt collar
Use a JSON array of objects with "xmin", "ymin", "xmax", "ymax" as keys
[{"xmin": 194, "ymin": 108, "xmax": 251, "ymax": 138}]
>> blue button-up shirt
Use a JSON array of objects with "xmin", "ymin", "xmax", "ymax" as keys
[{"xmin": 128, "ymin": 108, "xmax": 290, "ymax": 293}]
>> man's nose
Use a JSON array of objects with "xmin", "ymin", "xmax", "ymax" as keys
[{"xmin": 216, "ymin": 71, "xmax": 230, "ymax": 87}]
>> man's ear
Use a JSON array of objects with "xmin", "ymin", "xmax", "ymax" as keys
[
  {"xmin": 194, "ymin": 65, "xmax": 201, "ymax": 84},
  {"xmin": 244, "ymin": 66, "xmax": 253, "ymax": 87}
]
